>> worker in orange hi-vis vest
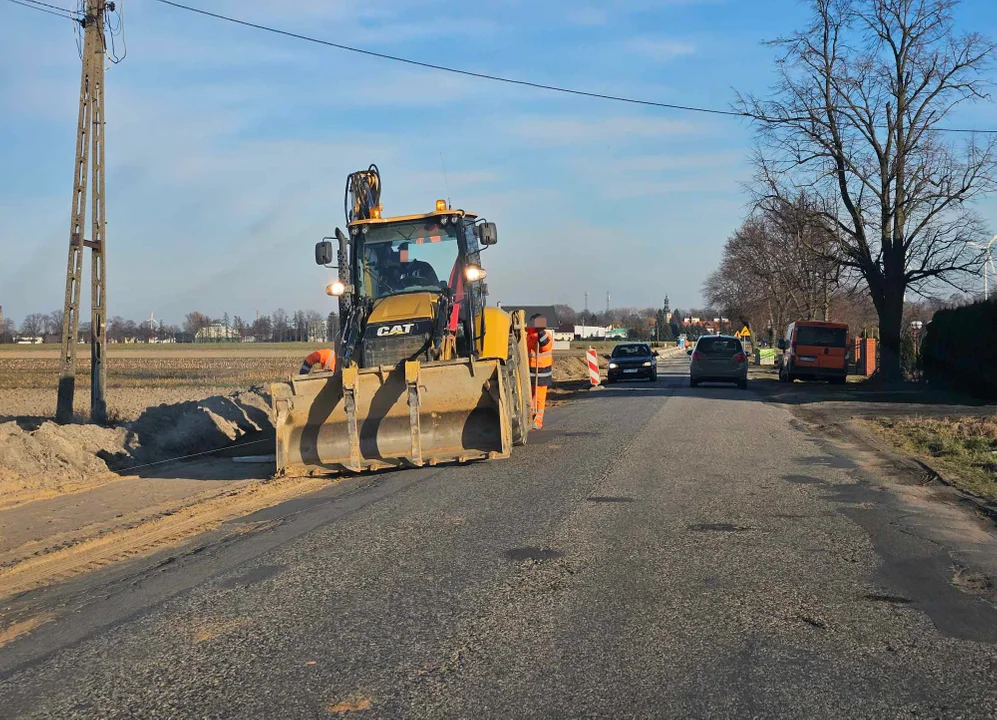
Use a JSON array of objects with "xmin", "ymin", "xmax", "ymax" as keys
[
  {"xmin": 299, "ymin": 348, "xmax": 336, "ymax": 375},
  {"xmin": 526, "ymin": 314, "xmax": 554, "ymax": 430}
]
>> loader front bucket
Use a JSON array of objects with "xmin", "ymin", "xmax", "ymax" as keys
[{"xmin": 271, "ymin": 359, "xmax": 512, "ymax": 476}]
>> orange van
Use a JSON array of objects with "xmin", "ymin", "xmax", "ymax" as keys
[{"xmin": 778, "ymin": 321, "xmax": 849, "ymax": 384}]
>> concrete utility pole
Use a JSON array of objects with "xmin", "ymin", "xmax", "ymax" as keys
[
  {"xmin": 605, "ymin": 292, "xmax": 610, "ymax": 315},
  {"xmin": 57, "ymin": 0, "xmax": 111, "ymax": 424}
]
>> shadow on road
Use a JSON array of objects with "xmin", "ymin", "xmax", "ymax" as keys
[{"xmin": 567, "ymin": 358, "xmax": 996, "ymax": 419}]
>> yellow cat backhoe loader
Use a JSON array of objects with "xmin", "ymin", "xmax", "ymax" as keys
[{"xmin": 271, "ymin": 165, "xmax": 531, "ymax": 475}]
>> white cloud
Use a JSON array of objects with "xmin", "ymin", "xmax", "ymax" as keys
[
  {"xmin": 504, "ymin": 115, "xmax": 704, "ymax": 146},
  {"xmin": 625, "ymin": 37, "xmax": 696, "ymax": 62},
  {"xmin": 607, "ymin": 150, "xmax": 745, "ymax": 173}
]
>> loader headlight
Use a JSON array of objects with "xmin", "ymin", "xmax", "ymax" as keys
[
  {"xmin": 608, "ymin": 362, "xmax": 618, "ymax": 369},
  {"xmin": 464, "ymin": 265, "xmax": 487, "ymax": 282},
  {"xmin": 326, "ymin": 280, "xmax": 350, "ymax": 296}
]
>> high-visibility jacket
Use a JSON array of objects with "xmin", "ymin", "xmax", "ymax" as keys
[
  {"xmin": 300, "ymin": 348, "xmax": 336, "ymax": 374},
  {"xmin": 527, "ymin": 329, "xmax": 554, "ymax": 388}
]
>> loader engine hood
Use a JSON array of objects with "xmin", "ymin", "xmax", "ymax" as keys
[
  {"xmin": 361, "ymin": 292, "xmax": 437, "ymax": 368},
  {"xmin": 367, "ymin": 292, "xmax": 437, "ymax": 325}
]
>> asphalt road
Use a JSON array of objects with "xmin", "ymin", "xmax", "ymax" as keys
[{"xmin": 2, "ymin": 356, "xmax": 997, "ymax": 718}]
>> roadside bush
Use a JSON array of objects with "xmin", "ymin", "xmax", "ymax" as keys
[
  {"xmin": 926, "ymin": 436, "xmax": 960, "ymax": 457},
  {"xmin": 921, "ymin": 298, "xmax": 997, "ymax": 400},
  {"xmin": 900, "ymin": 331, "xmax": 918, "ymax": 381},
  {"xmin": 963, "ymin": 436, "xmax": 991, "ymax": 453}
]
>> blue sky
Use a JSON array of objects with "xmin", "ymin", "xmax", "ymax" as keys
[{"xmin": 2, "ymin": 0, "xmax": 996, "ymax": 325}]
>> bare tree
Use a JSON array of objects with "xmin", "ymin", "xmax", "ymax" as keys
[
  {"xmin": 45, "ymin": 310, "xmax": 65, "ymax": 337},
  {"xmin": 325, "ymin": 311, "xmax": 339, "ymax": 342},
  {"xmin": 740, "ymin": 0, "xmax": 996, "ymax": 380},
  {"xmin": 706, "ymin": 212, "xmax": 833, "ymax": 339},
  {"xmin": 271, "ymin": 309, "xmax": 290, "ymax": 342},
  {"xmin": 107, "ymin": 316, "xmax": 138, "ymax": 343},
  {"xmin": 292, "ymin": 310, "xmax": 308, "ymax": 342},
  {"xmin": 553, "ymin": 304, "xmax": 578, "ymax": 326},
  {"xmin": 759, "ymin": 193, "xmax": 846, "ymax": 320},
  {"xmin": 183, "ymin": 311, "xmax": 211, "ymax": 340},
  {"xmin": 1, "ymin": 317, "xmax": 16, "ymax": 343},
  {"xmin": 251, "ymin": 315, "xmax": 272, "ymax": 342},
  {"xmin": 19, "ymin": 313, "xmax": 46, "ymax": 338},
  {"xmin": 161, "ymin": 324, "xmax": 180, "ymax": 342}
]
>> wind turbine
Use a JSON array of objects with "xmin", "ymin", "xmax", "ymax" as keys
[{"xmin": 968, "ymin": 235, "xmax": 996, "ymax": 301}]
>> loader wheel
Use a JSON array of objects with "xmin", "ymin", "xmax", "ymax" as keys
[{"xmin": 506, "ymin": 335, "xmax": 529, "ymax": 446}]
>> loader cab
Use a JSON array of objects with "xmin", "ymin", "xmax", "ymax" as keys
[
  {"xmin": 349, "ymin": 212, "xmax": 483, "ymax": 303},
  {"xmin": 345, "ymin": 209, "xmax": 490, "ymax": 367}
]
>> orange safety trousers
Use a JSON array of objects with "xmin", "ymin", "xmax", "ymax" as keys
[
  {"xmin": 300, "ymin": 348, "xmax": 336, "ymax": 374},
  {"xmin": 527, "ymin": 329, "xmax": 553, "ymax": 429}
]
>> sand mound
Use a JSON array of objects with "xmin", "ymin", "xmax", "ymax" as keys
[
  {"xmin": 552, "ymin": 355, "xmax": 607, "ymax": 382},
  {"xmin": 0, "ymin": 390, "xmax": 274, "ymax": 508},
  {"xmin": 128, "ymin": 389, "xmax": 272, "ymax": 459},
  {"xmin": 0, "ymin": 421, "xmax": 133, "ymax": 490}
]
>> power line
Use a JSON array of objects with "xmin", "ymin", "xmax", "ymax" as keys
[
  {"xmin": 150, "ymin": 0, "xmax": 997, "ymax": 135},
  {"xmin": 15, "ymin": 0, "xmax": 78, "ymax": 14},
  {"xmin": 5, "ymin": 0, "xmax": 81, "ymax": 20},
  {"xmin": 104, "ymin": 0, "xmax": 126, "ymax": 63},
  {"xmin": 149, "ymin": 0, "xmax": 751, "ymax": 120}
]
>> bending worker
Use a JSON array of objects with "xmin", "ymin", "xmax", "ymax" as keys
[
  {"xmin": 299, "ymin": 348, "xmax": 336, "ymax": 374},
  {"xmin": 526, "ymin": 314, "xmax": 554, "ymax": 430}
]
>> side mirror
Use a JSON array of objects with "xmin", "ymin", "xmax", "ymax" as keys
[
  {"xmin": 686, "ymin": 348, "xmax": 693, "ymax": 355},
  {"xmin": 315, "ymin": 240, "xmax": 334, "ymax": 266},
  {"xmin": 777, "ymin": 339, "xmax": 786, "ymax": 350},
  {"xmin": 477, "ymin": 222, "xmax": 498, "ymax": 246}
]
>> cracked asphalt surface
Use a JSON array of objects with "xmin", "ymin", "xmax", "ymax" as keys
[{"xmin": 2, "ymin": 356, "xmax": 997, "ymax": 718}]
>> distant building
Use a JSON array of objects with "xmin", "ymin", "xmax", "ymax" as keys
[
  {"xmin": 15, "ymin": 336, "xmax": 43, "ymax": 344},
  {"xmin": 196, "ymin": 323, "xmax": 239, "ymax": 342},
  {"xmin": 574, "ymin": 325, "xmax": 609, "ymax": 339}
]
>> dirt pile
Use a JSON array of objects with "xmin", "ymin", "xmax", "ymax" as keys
[
  {"xmin": 127, "ymin": 389, "xmax": 272, "ymax": 460},
  {"xmin": 552, "ymin": 355, "xmax": 606, "ymax": 383},
  {"xmin": 0, "ymin": 421, "xmax": 134, "ymax": 507},
  {"xmin": 0, "ymin": 390, "xmax": 274, "ymax": 509}
]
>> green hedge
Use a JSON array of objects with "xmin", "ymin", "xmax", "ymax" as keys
[{"xmin": 921, "ymin": 299, "xmax": 997, "ymax": 399}]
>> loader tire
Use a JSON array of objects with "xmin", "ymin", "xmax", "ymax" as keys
[{"xmin": 506, "ymin": 335, "xmax": 529, "ymax": 446}]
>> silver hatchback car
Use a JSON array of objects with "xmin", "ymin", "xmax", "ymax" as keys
[{"xmin": 688, "ymin": 335, "xmax": 748, "ymax": 389}]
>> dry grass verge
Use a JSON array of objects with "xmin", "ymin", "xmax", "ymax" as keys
[{"xmin": 867, "ymin": 415, "xmax": 997, "ymax": 501}]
